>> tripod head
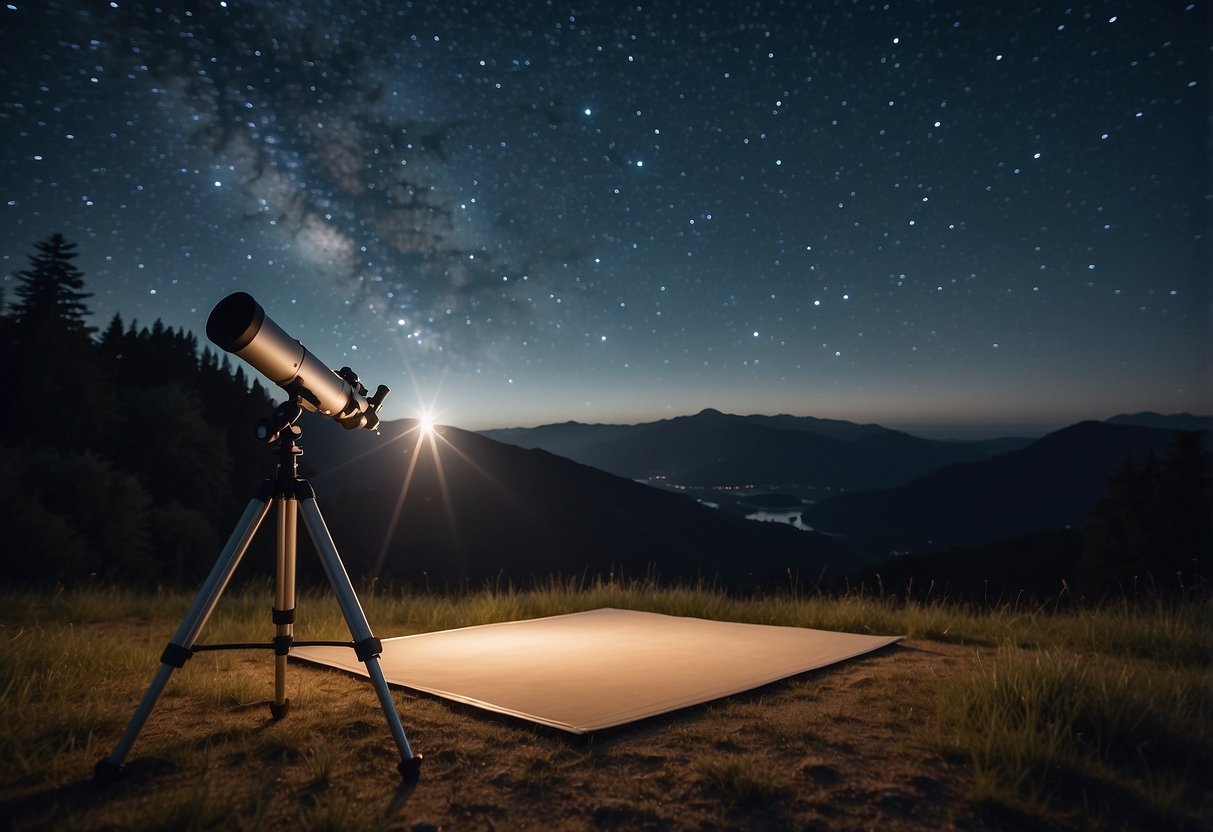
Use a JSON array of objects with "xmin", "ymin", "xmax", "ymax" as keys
[{"xmin": 257, "ymin": 399, "xmax": 305, "ymax": 445}]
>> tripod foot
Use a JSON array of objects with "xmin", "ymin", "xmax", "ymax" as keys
[
  {"xmin": 269, "ymin": 699, "xmax": 291, "ymax": 720},
  {"xmin": 93, "ymin": 758, "xmax": 124, "ymax": 786},
  {"xmin": 397, "ymin": 754, "xmax": 423, "ymax": 782}
]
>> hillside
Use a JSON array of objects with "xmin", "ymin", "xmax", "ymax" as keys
[
  {"xmin": 799, "ymin": 421, "xmax": 1185, "ymax": 559},
  {"xmin": 297, "ymin": 418, "xmax": 847, "ymax": 588}
]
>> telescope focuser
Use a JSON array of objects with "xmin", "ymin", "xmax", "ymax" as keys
[{"xmin": 334, "ymin": 367, "xmax": 389, "ymax": 432}]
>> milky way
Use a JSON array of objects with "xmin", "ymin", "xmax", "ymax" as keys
[{"xmin": 1, "ymin": 1, "xmax": 1209, "ymax": 433}]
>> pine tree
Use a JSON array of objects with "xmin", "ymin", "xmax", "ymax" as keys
[
  {"xmin": 10, "ymin": 233, "xmax": 94, "ymax": 337},
  {"xmin": 0, "ymin": 285, "xmax": 11, "ymax": 372},
  {"xmin": 4, "ymin": 234, "xmax": 113, "ymax": 448},
  {"xmin": 1082, "ymin": 455, "xmax": 1155, "ymax": 593},
  {"xmin": 1151, "ymin": 431, "xmax": 1213, "ymax": 586},
  {"xmin": 100, "ymin": 312, "xmax": 125, "ymax": 352}
]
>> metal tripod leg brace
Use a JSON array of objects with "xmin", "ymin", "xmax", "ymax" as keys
[{"xmin": 95, "ymin": 429, "xmax": 422, "ymax": 784}]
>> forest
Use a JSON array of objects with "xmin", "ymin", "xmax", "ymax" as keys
[{"xmin": 0, "ymin": 233, "xmax": 277, "ymax": 586}]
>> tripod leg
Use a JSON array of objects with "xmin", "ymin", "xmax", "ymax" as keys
[
  {"xmin": 297, "ymin": 496, "xmax": 422, "ymax": 781},
  {"xmin": 95, "ymin": 497, "xmax": 272, "ymax": 783},
  {"xmin": 271, "ymin": 494, "xmax": 297, "ymax": 719}
]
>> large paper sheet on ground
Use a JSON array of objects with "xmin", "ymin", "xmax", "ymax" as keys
[{"xmin": 292, "ymin": 608, "xmax": 902, "ymax": 733}]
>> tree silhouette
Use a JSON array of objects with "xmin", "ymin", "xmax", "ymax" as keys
[
  {"xmin": 2, "ymin": 233, "xmax": 114, "ymax": 449},
  {"xmin": 1082, "ymin": 432, "xmax": 1212, "ymax": 596},
  {"xmin": 9, "ymin": 233, "xmax": 93, "ymax": 336}
]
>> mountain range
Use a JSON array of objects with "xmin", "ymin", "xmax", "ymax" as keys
[
  {"xmin": 481, "ymin": 408, "xmax": 1028, "ymax": 493},
  {"xmin": 288, "ymin": 409, "xmax": 1206, "ymax": 587}
]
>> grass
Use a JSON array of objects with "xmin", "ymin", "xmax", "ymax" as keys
[
  {"xmin": 696, "ymin": 757, "xmax": 791, "ymax": 812},
  {"xmin": 1, "ymin": 581, "xmax": 1209, "ymax": 830},
  {"xmin": 935, "ymin": 644, "xmax": 1211, "ymax": 828}
]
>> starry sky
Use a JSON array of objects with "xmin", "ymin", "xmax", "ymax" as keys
[{"xmin": 2, "ymin": 1, "xmax": 1209, "ymax": 436}]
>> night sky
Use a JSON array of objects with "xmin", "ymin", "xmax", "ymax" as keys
[{"xmin": 2, "ymin": 1, "xmax": 1209, "ymax": 436}]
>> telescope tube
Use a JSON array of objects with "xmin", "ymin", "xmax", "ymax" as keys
[{"xmin": 206, "ymin": 292, "xmax": 384, "ymax": 430}]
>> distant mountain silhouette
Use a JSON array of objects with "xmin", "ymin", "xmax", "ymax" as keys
[
  {"xmin": 716, "ymin": 411, "xmax": 890, "ymax": 441},
  {"xmin": 965, "ymin": 436, "xmax": 1039, "ymax": 456},
  {"xmin": 291, "ymin": 418, "xmax": 847, "ymax": 589},
  {"xmin": 799, "ymin": 421, "xmax": 1189, "ymax": 560},
  {"xmin": 477, "ymin": 420, "xmax": 638, "ymax": 460},
  {"xmin": 482, "ymin": 408, "xmax": 992, "ymax": 491},
  {"xmin": 1105, "ymin": 412, "xmax": 1213, "ymax": 432}
]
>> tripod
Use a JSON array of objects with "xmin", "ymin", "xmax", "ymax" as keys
[{"xmin": 95, "ymin": 401, "xmax": 422, "ymax": 782}]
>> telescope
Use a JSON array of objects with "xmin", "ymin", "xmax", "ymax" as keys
[
  {"xmin": 98, "ymin": 292, "xmax": 422, "ymax": 785},
  {"xmin": 206, "ymin": 292, "xmax": 389, "ymax": 433}
]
